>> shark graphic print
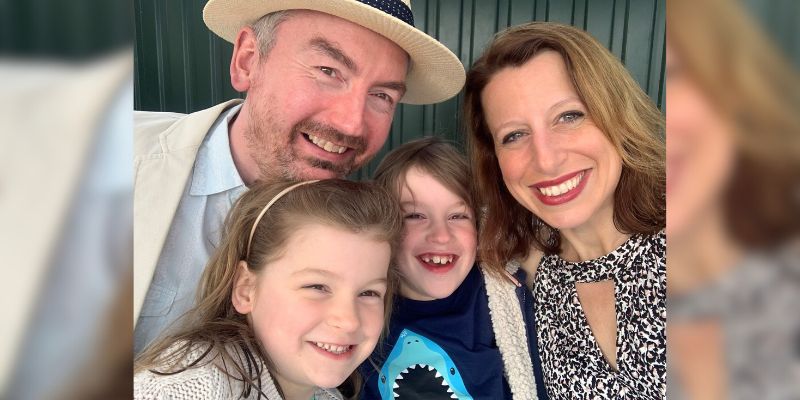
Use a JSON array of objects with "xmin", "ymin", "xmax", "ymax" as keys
[{"xmin": 377, "ymin": 329, "xmax": 473, "ymax": 399}]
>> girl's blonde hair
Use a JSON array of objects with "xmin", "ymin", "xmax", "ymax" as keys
[
  {"xmin": 464, "ymin": 22, "xmax": 665, "ymax": 270},
  {"xmin": 135, "ymin": 179, "xmax": 403, "ymax": 399}
]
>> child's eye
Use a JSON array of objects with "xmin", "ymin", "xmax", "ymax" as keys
[
  {"xmin": 302, "ymin": 284, "xmax": 329, "ymax": 293},
  {"xmin": 449, "ymin": 213, "xmax": 471, "ymax": 220},
  {"xmin": 404, "ymin": 213, "xmax": 425, "ymax": 220},
  {"xmin": 359, "ymin": 290, "xmax": 383, "ymax": 298}
]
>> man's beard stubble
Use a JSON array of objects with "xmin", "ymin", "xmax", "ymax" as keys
[{"xmin": 243, "ymin": 105, "xmax": 367, "ymax": 181}]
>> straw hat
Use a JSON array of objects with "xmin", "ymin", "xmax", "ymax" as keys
[{"xmin": 203, "ymin": 0, "xmax": 465, "ymax": 104}]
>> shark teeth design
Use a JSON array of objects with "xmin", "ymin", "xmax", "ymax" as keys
[{"xmin": 393, "ymin": 363, "xmax": 458, "ymax": 399}]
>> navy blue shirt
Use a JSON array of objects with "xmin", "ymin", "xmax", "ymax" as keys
[{"xmin": 360, "ymin": 266, "xmax": 548, "ymax": 400}]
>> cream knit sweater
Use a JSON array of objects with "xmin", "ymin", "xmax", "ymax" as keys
[
  {"xmin": 482, "ymin": 261, "xmax": 541, "ymax": 400},
  {"xmin": 134, "ymin": 346, "xmax": 342, "ymax": 400}
]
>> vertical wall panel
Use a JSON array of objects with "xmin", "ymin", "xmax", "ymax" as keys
[{"xmin": 134, "ymin": 0, "xmax": 666, "ymax": 179}]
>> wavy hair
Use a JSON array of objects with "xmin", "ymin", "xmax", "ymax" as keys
[
  {"xmin": 464, "ymin": 22, "xmax": 665, "ymax": 271},
  {"xmin": 134, "ymin": 179, "xmax": 403, "ymax": 399}
]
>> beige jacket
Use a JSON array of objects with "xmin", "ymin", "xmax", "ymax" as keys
[{"xmin": 133, "ymin": 99, "xmax": 243, "ymax": 324}]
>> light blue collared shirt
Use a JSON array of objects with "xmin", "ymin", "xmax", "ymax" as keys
[{"xmin": 134, "ymin": 104, "xmax": 246, "ymax": 354}]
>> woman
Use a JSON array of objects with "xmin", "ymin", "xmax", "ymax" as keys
[{"xmin": 464, "ymin": 22, "xmax": 665, "ymax": 398}]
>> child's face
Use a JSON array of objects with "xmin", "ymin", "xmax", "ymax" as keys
[
  {"xmin": 397, "ymin": 166, "xmax": 477, "ymax": 300},
  {"xmin": 244, "ymin": 224, "xmax": 391, "ymax": 395}
]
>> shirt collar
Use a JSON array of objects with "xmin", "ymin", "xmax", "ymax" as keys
[{"xmin": 190, "ymin": 103, "xmax": 245, "ymax": 196}]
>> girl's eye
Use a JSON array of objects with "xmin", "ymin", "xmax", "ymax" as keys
[
  {"xmin": 558, "ymin": 110, "xmax": 585, "ymax": 124},
  {"xmin": 318, "ymin": 66, "xmax": 338, "ymax": 78},
  {"xmin": 501, "ymin": 130, "xmax": 525, "ymax": 145},
  {"xmin": 303, "ymin": 284, "xmax": 329, "ymax": 292},
  {"xmin": 359, "ymin": 290, "xmax": 383, "ymax": 298},
  {"xmin": 404, "ymin": 213, "xmax": 425, "ymax": 220}
]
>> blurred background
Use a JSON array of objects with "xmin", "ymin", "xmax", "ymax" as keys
[
  {"xmin": 666, "ymin": 0, "xmax": 800, "ymax": 399},
  {"xmin": 0, "ymin": 0, "xmax": 797, "ymax": 398},
  {"xmin": 0, "ymin": 0, "xmax": 134, "ymax": 399}
]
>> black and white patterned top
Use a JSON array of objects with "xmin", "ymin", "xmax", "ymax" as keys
[{"xmin": 534, "ymin": 231, "xmax": 666, "ymax": 399}]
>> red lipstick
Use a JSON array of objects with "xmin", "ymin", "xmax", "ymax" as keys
[{"xmin": 530, "ymin": 169, "xmax": 590, "ymax": 206}]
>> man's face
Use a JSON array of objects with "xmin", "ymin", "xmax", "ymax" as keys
[{"xmin": 236, "ymin": 10, "xmax": 409, "ymax": 181}]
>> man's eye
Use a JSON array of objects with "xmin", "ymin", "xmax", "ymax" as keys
[
  {"xmin": 319, "ymin": 66, "xmax": 337, "ymax": 78},
  {"xmin": 372, "ymin": 92, "xmax": 394, "ymax": 104}
]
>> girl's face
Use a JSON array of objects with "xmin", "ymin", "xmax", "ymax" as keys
[
  {"xmin": 396, "ymin": 167, "xmax": 477, "ymax": 301},
  {"xmin": 234, "ymin": 224, "xmax": 391, "ymax": 398},
  {"xmin": 481, "ymin": 50, "xmax": 622, "ymax": 234}
]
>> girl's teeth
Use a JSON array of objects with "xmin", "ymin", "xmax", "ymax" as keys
[{"xmin": 315, "ymin": 342, "xmax": 350, "ymax": 354}]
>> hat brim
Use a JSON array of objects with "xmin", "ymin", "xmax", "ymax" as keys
[{"xmin": 203, "ymin": 0, "xmax": 465, "ymax": 104}]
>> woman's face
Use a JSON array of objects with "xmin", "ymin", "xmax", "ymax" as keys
[
  {"xmin": 665, "ymin": 43, "xmax": 737, "ymax": 238},
  {"xmin": 481, "ymin": 50, "xmax": 622, "ymax": 233}
]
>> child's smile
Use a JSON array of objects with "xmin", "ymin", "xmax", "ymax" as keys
[
  {"xmin": 397, "ymin": 167, "xmax": 477, "ymax": 301},
  {"xmin": 416, "ymin": 253, "xmax": 459, "ymax": 273}
]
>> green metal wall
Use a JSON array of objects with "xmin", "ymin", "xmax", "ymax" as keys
[{"xmin": 134, "ymin": 0, "xmax": 665, "ymax": 179}]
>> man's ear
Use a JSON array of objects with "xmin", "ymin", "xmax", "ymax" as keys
[
  {"xmin": 232, "ymin": 260, "xmax": 257, "ymax": 314},
  {"xmin": 230, "ymin": 26, "xmax": 259, "ymax": 92}
]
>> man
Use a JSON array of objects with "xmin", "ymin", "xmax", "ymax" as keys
[{"xmin": 133, "ymin": 0, "xmax": 465, "ymax": 354}]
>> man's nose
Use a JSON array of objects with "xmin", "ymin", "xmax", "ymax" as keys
[{"xmin": 325, "ymin": 92, "xmax": 367, "ymax": 137}]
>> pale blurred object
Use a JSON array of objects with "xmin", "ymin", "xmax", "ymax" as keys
[
  {"xmin": 0, "ymin": 51, "xmax": 133, "ymax": 399},
  {"xmin": 666, "ymin": 0, "xmax": 800, "ymax": 399}
]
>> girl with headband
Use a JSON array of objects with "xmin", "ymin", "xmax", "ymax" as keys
[{"xmin": 135, "ymin": 179, "xmax": 403, "ymax": 400}]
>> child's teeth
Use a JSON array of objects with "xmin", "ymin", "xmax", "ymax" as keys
[
  {"xmin": 433, "ymin": 256, "xmax": 441, "ymax": 264},
  {"xmin": 315, "ymin": 342, "xmax": 350, "ymax": 354}
]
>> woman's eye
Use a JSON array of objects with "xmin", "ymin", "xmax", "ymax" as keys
[
  {"xmin": 558, "ymin": 111, "xmax": 585, "ymax": 124},
  {"xmin": 501, "ymin": 130, "xmax": 525, "ymax": 144},
  {"xmin": 318, "ymin": 66, "xmax": 338, "ymax": 78}
]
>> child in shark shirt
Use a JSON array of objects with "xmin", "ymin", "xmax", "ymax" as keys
[{"xmin": 360, "ymin": 138, "xmax": 548, "ymax": 400}]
